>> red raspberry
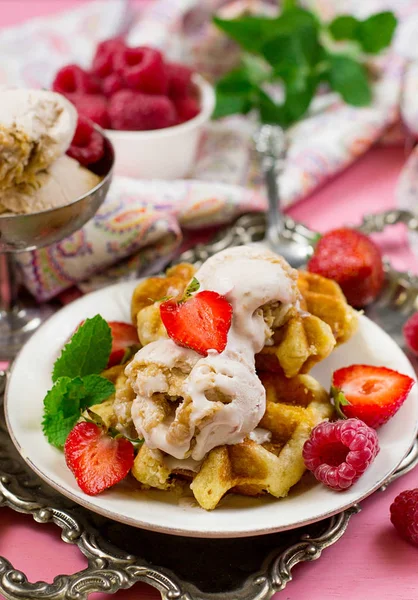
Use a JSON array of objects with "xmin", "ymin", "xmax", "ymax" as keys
[
  {"xmin": 92, "ymin": 37, "xmax": 127, "ymax": 78},
  {"xmin": 115, "ymin": 46, "xmax": 168, "ymax": 94},
  {"xmin": 174, "ymin": 95, "xmax": 200, "ymax": 123},
  {"xmin": 166, "ymin": 62, "xmax": 193, "ymax": 97},
  {"xmin": 108, "ymin": 90, "xmax": 176, "ymax": 131},
  {"xmin": 390, "ymin": 489, "xmax": 418, "ymax": 545},
  {"xmin": 101, "ymin": 73, "xmax": 124, "ymax": 97},
  {"xmin": 67, "ymin": 116, "xmax": 105, "ymax": 166},
  {"xmin": 53, "ymin": 64, "xmax": 100, "ymax": 95},
  {"xmin": 403, "ymin": 312, "xmax": 418, "ymax": 356},
  {"xmin": 68, "ymin": 94, "xmax": 110, "ymax": 129},
  {"xmin": 303, "ymin": 419, "xmax": 379, "ymax": 491}
]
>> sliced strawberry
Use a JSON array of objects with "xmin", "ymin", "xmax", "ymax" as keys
[
  {"xmin": 332, "ymin": 365, "xmax": 415, "ymax": 428},
  {"xmin": 160, "ymin": 290, "xmax": 233, "ymax": 356},
  {"xmin": 108, "ymin": 321, "xmax": 140, "ymax": 367},
  {"xmin": 64, "ymin": 421, "xmax": 134, "ymax": 495},
  {"xmin": 307, "ymin": 228, "xmax": 384, "ymax": 307}
]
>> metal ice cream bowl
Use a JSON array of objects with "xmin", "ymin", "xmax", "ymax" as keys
[{"xmin": 0, "ymin": 133, "xmax": 114, "ymax": 253}]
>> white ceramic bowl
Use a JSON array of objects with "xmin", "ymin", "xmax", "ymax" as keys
[{"xmin": 105, "ymin": 75, "xmax": 215, "ymax": 180}]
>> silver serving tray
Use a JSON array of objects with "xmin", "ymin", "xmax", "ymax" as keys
[{"xmin": 1, "ymin": 210, "xmax": 418, "ymax": 600}]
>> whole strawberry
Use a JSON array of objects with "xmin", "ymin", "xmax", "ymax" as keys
[
  {"xmin": 390, "ymin": 489, "xmax": 418, "ymax": 546},
  {"xmin": 332, "ymin": 365, "xmax": 415, "ymax": 429},
  {"xmin": 65, "ymin": 421, "xmax": 134, "ymax": 495},
  {"xmin": 403, "ymin": 312, "xmax": 418, "ymax": 356},
  {"xmin": 307, "ymin": 228, "xmax": 384, "ymax": 307}
]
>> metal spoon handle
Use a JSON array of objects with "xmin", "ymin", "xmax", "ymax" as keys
[{"xmin": 254, "ymin": 124, "xmax": 287, "ymax": 245}]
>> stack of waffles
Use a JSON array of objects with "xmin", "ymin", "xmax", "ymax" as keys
[{"xmin": 93, "ymin": 255, "xmax": 358, "ymax": 510}]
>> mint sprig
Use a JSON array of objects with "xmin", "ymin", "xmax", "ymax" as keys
[
  {"xmin": 43, "ymin": 317, "xmax": 115, "ymax": 449},
  {"xmin": 213, "ymin": 5, "xmax": 397, "ymax": 127}
]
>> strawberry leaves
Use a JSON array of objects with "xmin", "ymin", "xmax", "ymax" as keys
[{"xmin": 330, "ymin": 385, "xmax": 351, "ymax": 420}]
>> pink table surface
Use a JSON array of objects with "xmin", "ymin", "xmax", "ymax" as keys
[{"xmin": 1, "ymin": 3, "xmax": 418, "ymax": 600}]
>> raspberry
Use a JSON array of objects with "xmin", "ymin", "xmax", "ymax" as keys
[
  {"xmin": 68, "ymin": 94, "xmax": 110, "ymax": 129},
  {"xmin": 390, "ymin": 489, "xmax": 418, "ymax": 545},
  {"xmin": 101, "ymin": 73, "xmax": 124, "ymax": 97},
  {"xmin": 166, "ymin": 62, "xmax": 193, "ymax": 97},
  {"xmin": 174, "ymin": 95, "xmax": 200, "ymax": 123},
  {"xmin": 302, "ymin": 419, "xmax": 379, "ymax": 491},
  {"xmin": 52, "ymin": 64, "xmax": 99, "ymax": 96},
  {"xmin": 108, "ymin": 90, "xmax": 176, "ymax": 131},
  {"xmin": 403, "ymin": 312, "xmax": 418, "ymax": 356},
  {"xmin": 115, "ymin": 46, "xmax": 168, "ymax": 94},
  {"xmin": 67, "ymin": 116, "xmax": 105, "ymax": 166},
  {"xmin": 92, "ymin": 37, "xmax": 126, "ymax": 78}
]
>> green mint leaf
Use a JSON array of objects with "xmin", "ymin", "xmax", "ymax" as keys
[
  {"xmin": 329, "ymin": 15, "xmax": 359, "ymax": 41},
  {"xmin": 357, "ymin": 11, "xmax": 397, "ymax": 54},
  {"xmin": 283, "ymin": 75, "xmax": 318, "ymax": 124},
  {"xmin": 327, "ymin": 55, "xmax": 372, "ymax": 106},
  {"xmin": 216, "ymin": 66, "xmax": 254, "ymax": 94},
  {"xmin": 213, "ymin": 15, "xmax": 280, "ymax": 54},
  {"xmin": 283, "ymin": 0, "xmax": 297, "ymax": 11},
  {"xmin": 331, "ymin": 386, "xmax": 351, "ymax": 420},
  {"xmin": 42, "ymin": 411, "xmax": 80, "ymax": 449},
  {"xmin": 42, "ymin": 374, "xmax": 114, "ymax": 449},
  {"xmin": 256, "ymin": 89, "xmax": 287, "ymax": 127},
  {"xmin": 43, "ymin": 377, "xmax": 82, "ymax": 417},
  {"xmin": 241, "ymin": 54, "xmax": 272, "ymax": 86},
  {"xmin": 81, "ymin": 374, "xmax": 115, "ymax": 407},
  {"xmin": 52, "ymin": 315, "xmax": 112, "ymax": 382},
  {"xmin": 42, "ymin": 377, "xmax": 83, "ymax": 448},
  {"xmin": 262, "ymin": 9, "xmax": 320, "ymax": 70},
  {"xmin": 213, "ymin": 91, "xmax": 252, "ymax": 119}
]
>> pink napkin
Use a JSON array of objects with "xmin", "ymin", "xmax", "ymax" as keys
[{"xmin": 3, "ymin": 0, "xmax": 418, "ymax": 301}]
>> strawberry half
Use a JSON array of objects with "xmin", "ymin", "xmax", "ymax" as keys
[
  {"xmin": 332, "ymin": 365, "xmax": 415, "ymax": 429},
  {"xmin": 64, "ymin": 421, "xmax": 134, "ymax": 495},
  {"xmin": 159, "ymin": 290, "xmax": 233, "ymax": 356},
  {"xmin": 108, "ymin": 321, "xmax": 139, "ymax": 367},
  {"xmin": 307, "ymin": 228, "xmax": 384, "ymax": 307}
]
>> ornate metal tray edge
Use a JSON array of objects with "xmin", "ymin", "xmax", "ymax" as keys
[{"xmin": 1, "ymin": 210, "xmax": 418, "ymax": 600}]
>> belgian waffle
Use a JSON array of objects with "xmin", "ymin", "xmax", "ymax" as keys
[{"xmin": 129, "ymin": 372, "xmax": 333, "ymax": 510}]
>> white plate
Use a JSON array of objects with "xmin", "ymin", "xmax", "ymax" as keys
[{"xmin": 5, "ymin": 280, "xmax": 418, "ymax": 538}]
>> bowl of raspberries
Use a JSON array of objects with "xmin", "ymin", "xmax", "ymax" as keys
[{"xmin": 52, "ymin": 38, "xmax": 215, "ymax": 180}]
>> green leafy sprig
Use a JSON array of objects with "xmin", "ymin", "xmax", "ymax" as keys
[
  {"xmin": 42, "ymin": 315, "xmax": 115, "ymax": 449},
  {"xmin": 213, "ymin": 4, "xmax": 397, "ymax": 127}
]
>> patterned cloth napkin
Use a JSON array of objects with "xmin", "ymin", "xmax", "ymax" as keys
[{"xmin": 3, "ymin": 0, "xmax": 418, "ymax": 301}]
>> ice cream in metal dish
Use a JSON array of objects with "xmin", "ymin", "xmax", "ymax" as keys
[{"xmin": 0, "ymin": 89, "xmax": 102, "ymax": 215}]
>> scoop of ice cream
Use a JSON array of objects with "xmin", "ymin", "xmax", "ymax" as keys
[
  {"xmin": 0, "ymin": 155, "xmax": 101, "ymax": 215},
  {"xmin": 126, "ymin": 339, "xmax": 200, "ymax": 459},
  {"xmin": 0, "ymin": 90, "xmax": 77, "ymax": 192},
  {"xmin": 184, "ymin": 351, "xmax": 265, "ymax": 460},
  {"xmin": 195, "ymin": 245, "xmax": 300, "ymax": 355}
]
